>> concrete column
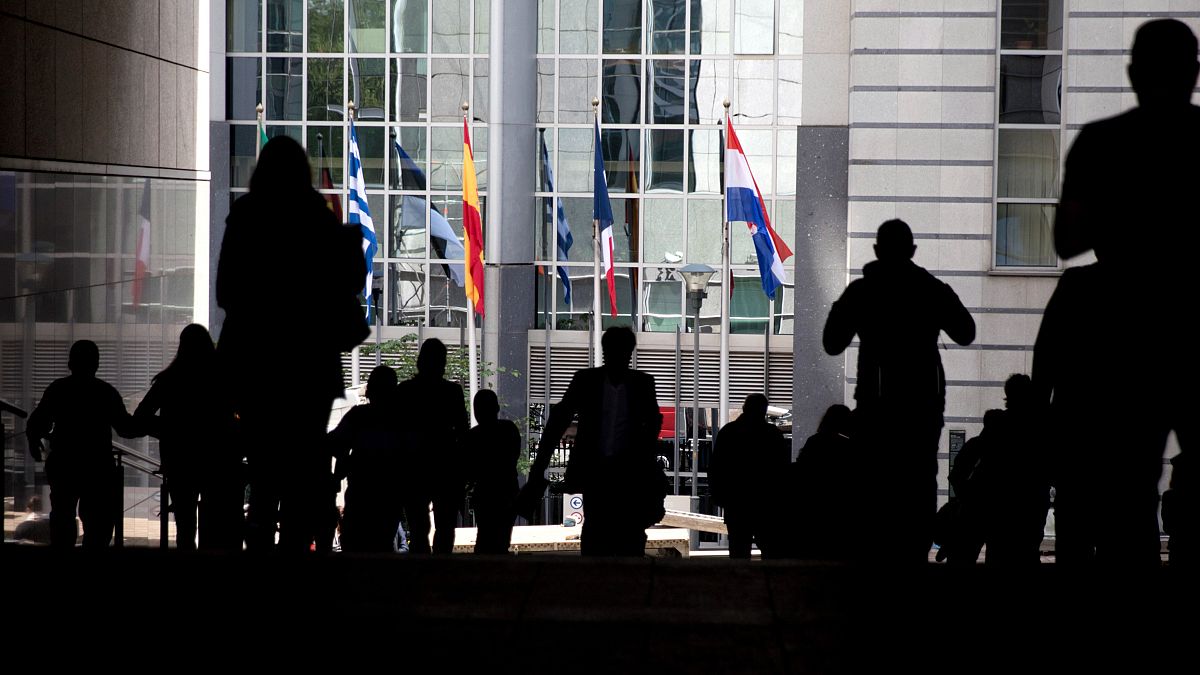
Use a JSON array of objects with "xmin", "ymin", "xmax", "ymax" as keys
[
  {"xmin": 793, "ymin": 0, "xmax": 851, "ymax": 456},
  {"xmin": 484, "ymin": 0, "xmax": 537, "ymax": 419}
]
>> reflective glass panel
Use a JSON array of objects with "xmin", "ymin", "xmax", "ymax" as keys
[
  {"xmin": 647, "ymin": 60, "xmax": 690, "ymax": 124},
  {"xmin": 429, "ymin": 126, "xmax": 464, "ymax": 191},
  {"xmin": 1000, "ymin": 0, "xmax": 1063, "ymax": 50},
  {"xmin": 651, "ymin": 0, "xmax": 687, "ymax": 54},
  {"xmin": 390, "ymin": 58, "xmax": 428, "ymax": 122},
  {"xmin": 734, "ymin": 0, "xmax": 774, "ymax": 54},
  {"xmin": 642, "ymin": 276, "xmax": 683, "ymax": 331},
  {"xmin": 307, "ymin": 0, "xmax": 344, "ymax": 52},
  {"xmin": 776, "ymin": 129, "xmax": 796, "ymax": 196},
  {"xmin": 307, "ymin": 125, "xmax": 344, "ymax": 187},
  {"xmin": 388, "ymin": 262, "xmax": 426, "ymax": 325},
  {"xmin": 226, "ymin": 57, "xmax": 261, "ymax": 120},
  {"xmin": 473, "ymin": 58, "xmax": 489, "ymax": 122},
  {"xmin": 693, "ymin": 59, "xmax": 730, "ymax": 123},
  {"xmin": 389, "ymin": 194, "xmax": 427, "ymax": 258},
  {"xmin": 602, "ymin": 59, "xmax": 643, "ymax": 124},
  {"xmin": 536, "ymin": 127, "xmax": 554, "ymax": 192},
  {"xmin": 538, "ymin": 0, "xmax": 555, "ymax": 53},
  {"xmin": 687, "ymin": 200, "xmax": 721, "ymax": 263},
  {"xmin": 556, "ymin": 266, "xmax": 594, "ymax": 330},
  {"xmin": 730, "ymin": 269, "xmax": 769, "ymax": 334},
  {"xmin": 999, "ymin": 55, "xmax": 1062, "ymax": 124},
  {"xmin": 778, "ymin": 59, "xmax": 802, "ymax": 125},
  {"xmin": 642, "ymin": 197, "xmax": 685, "ymax": 265},
  {"xmin": 735, "ymin": 59, "xmax": 774, "ymax": 125},
  {"xmin": 610, "ymin": 197, "xmax": 639, "ymax": 262},
  {"xmin": 559, "ymin": 59, "xmax": 598, "ymax": 124},
  {"xmin": 557, "ymin": 128, "xmax": 594, "ymax": 193},
  {"xmin": 647, "ymin": 129, "xmax": 685, "ymax": 193},
  {"xmin": 430, "ymin": 59, "xmax": 469, "ymax": 121},
  {"xmin": 349, "ymin": 58, "xmax": 387, "ymax": 121},
  {"xmin": 307, "ymin": 58, "xmax": 344, "ymax": 121},
  {"xmin": 266, "ymin": 0, "xmax": 303, "ymax": 51},
  {"xmin": 996, "ymin": 203, "xmax": 1056, "ymax": 267},
  {"xmin": 391, "ymin": 0, "xmax": 428, "ymax": 53},
  {"xmin": 357, "ymin": 126, "xmax": 387, "ymax": 188},
  {"xmin": 433, "ymin": 0, "xmax": 470, "ymax": 53},
  {"xmin": 997, "ymin": 129, "xmax": 1060, "ymax": 199},
  {"xmin": 390, "ymin": 126, "xmax": 428, "ymax": 189},
  {"xmin": 429, "ymin": 257, "xmax": 469, "ymax": 327},
  {"xmin": 230, "ymin": 126, "xmax": 257, "ymax": 188},
  {"xmin": 537, "ymin": 59, "xmax": 555, "ymax": 124},
  {"xmin": 735, "ymin": 128, "xmax": 773, "ymax": 194},
  {"xmin": 778, "ymin": 2, "xmax": 802, "ymax": 54},
  {"xmin": 228, "ymin": 0, "xmax": 261, "ymax": 52},
  {"xmin": 600, "ymin": 129, "xmax": 640, "ymax": 194},
  {"xmin": 349, "ymin": 0, "xmax": 387, "ymax": 53},
  {"xmin": 560, "ymin": 198, "xmax": 595, "ymax": 263},
  {"xmin": 690, "ymin": 0, "xmax": 730, "ymax": 54},
  {"xmin": 601, "ymin": 268, "xmax": 637, "ymax": 330},
  {"xmin": 561, "ymin": 0, "xmax": 600, "ymax": 54},
  {"xmin": 475, "ymin": 0, "xmax": 489, "ymax": 53},
  {"xmin": 267, "ymin": 58, "xmax": 303, "ymax": 121},
  {"xmin": 429, "ymin": 195, "xmax": 464, "ymax": 261},
  {"xmin": 603, "ymin": 0, "xmax": 643, "ymax": 54}
]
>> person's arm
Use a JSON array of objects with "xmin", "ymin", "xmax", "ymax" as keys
[
  {"xmin": 939, "ymin": 281, "xmax": 976, "ymax": 347},
  {"xmin": 529, "ymin": 375, "xmax": 581, "ymax": 480},
  {"xmin": 327, "ymin": 409, "xmax": 357, "ymax": 480},
  {"xmin": 108, "ymin": 386, "xmax": 138, "ymax": 439},
  {"xmin": 132, "ymin": 380, "xmax": 165, "ymax": 439},
  {"xmin": 24, "ymin": 385, "xmax": 55, "ymax": 461},
  {"xmin": 1054, "ymin": 130, "xmax": 1096, "ymax": 260},
  {"xmin": 822, "ymin": 284, "xmax": 859, "ymax": 356}
]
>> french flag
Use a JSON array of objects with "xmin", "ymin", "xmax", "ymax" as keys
[
  {"xmin": 725, "ymin": 117, "xmax": 793, "ymax": 300},
  {"xmin": 593, "ymin": 117, "xmax": 617, "ymax": 317}
]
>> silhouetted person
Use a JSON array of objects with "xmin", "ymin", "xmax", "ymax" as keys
[
  {"xmin": 465, "ymin": 389, "xmax": 521, "ymax": 555},
  {"xmin": 522, "ymin": 327, "xmax": 665, "ymax": 557},
  {"xmin": 328, "ymin": 365, "xmax": 405, "ymax": 553},
  {"xmin": 133, "ymin": 325, "xmax": 239, "ymax": 551},
  {"xmin": 395, "ymin": 339, "xmax": 469, "ymax": 555},
  {"xmin": 710, "ymin": 394, "xmax": 790, "ymax": 559},
  {"xmin": 981, "ymin": 375, "xmax": 1050, "ymax": 566},
  {"xmin": 943, "ymin": 409, "xmax": 1005, "ymax": 566},
  {"xmin": 217, "ymin": 136, "xmax": 367, "ymax": 552},
  {"xmin": 824, "ymin": 219, "xmax": 976, "ymax": 563},
  {"xmin": 25, "ymin": 341, "xmax": 138, "ymax": 549},
  {"xmin": 788, "ymin": 404, "xmax": 855, "ymax": 560},
  {"xmin": 14, "ymin": 495, "xmax": 52, "ymax": 545},
  {"xmin": 1049, "ymin": 19, "xmax": 1200, "ymax": 566}
]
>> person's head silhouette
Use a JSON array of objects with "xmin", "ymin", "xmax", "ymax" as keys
[
  {"xmin": 874, "ymin": 219, "xmax": 916, "ymax": 262},
  {"xmin": 1004, "ymin": 373, "xmax": 1035, "ymax": 413},
  {"xmin": 68, "ymin": 340, "xmax": 100, "ymax": 377},
  {"xmin": 601, "ymin": 326, "xmax": 636, "ymax": 370},
  {"xmin": 818, "ymin": 403, "xmax": 852, "ymax": 436},
  {"xmin": 250, "ymin": 136, "xmax": 314, "ymax": 196},
  {"xmin": 175, "ymin": 323, "xmax": 216, "ymax": 365},
  {"xmin": 366, "ymin": 364, "xmax": 397, "ymax": 401},
  {"xmin": 473, "ymin": 389, "xmax": 500, "ymax": 425},
  {"xmin": 981, "ymin": 408, "xmax": 1005, "ymax": 433},
  {"xmin": 416, "ymin": 338, "xmax": 448, "ymax": 379},
  {"xmin": 741, "ymin": 393, "xmax": 769, "ymax": 422},
  {"xmin": 1129, "ymin": 19, "xmax": 1200, "ymax": 108}
]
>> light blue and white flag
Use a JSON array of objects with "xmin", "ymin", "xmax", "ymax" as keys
[{"xmin": 348, "ymin": 118, "xmax": 379, "ymax": 319}]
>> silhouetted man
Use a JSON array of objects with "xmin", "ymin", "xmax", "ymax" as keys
[
  {"xmin": 824, "ymin": 219, "xmax": 976, "ymax": 563},
  {"xmin": 465, "ymin": 389, "xmax": 521, "ymax": 554},
  {"xmin": 328, "ymin": 365, "xmax": 404, "ymax": 553},
  {"xmin": 522, "ymin": 327, "xmax": 665, "ymax": 557},
  {"xmin": 789, "ymin": 404, "xmax": 855, "ymax": 560},
  {"xmin": 983, "ymin": 374, "xmax": 1050, "ymax": 566},
  {"xmin": 710, "ymin": 394, "xmax": 790, "ymax": 559},
  {"xmin": 396, "ymin": 339, "xmax": 469, "ymax": 555},
  {"xmin": 26, "ymin": 341, "xmax": 138, "ymax": 549},
  {"xmin": 1050, "ymin": 19, "xmax": 1200, "ymax": 565}
]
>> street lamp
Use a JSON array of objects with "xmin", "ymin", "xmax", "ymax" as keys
[{"xmin": 677, "ymin": 263, "xmax": 716, "ymax": 498}]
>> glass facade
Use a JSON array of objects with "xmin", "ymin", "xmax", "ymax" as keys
[
  {"xmin": 994, "ymin": 0, "xmax": 1063, "ymax": 268},
  {"xmin": 535, "ymin": 0, "xmax": 798, "ymax": 334},
  {"xmin": 1, "ymin": 172, "xmax": 200, "ymax": 542}
]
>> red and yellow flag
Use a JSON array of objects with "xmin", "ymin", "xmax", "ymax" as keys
[{"xmin": 463, "ymin": 119, "xmax": 485, "ymax": 316}]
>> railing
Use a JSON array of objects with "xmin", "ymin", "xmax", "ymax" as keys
[{"xmin": 112, "ymin": 441, "xmax": 168, "ymax": 549}]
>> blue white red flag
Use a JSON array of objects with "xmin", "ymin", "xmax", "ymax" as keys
[
  {"xmin": 593, "ymin": 118, "xmax": 616, "ymax": 316},
  {"xmin": 724, "ymin": 117, "xmax": 793, "ymax": 300}
]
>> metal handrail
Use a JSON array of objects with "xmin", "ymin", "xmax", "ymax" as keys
[{"xmin": 112, "ymin": 441, "xmax": 169, "ymax": 549}]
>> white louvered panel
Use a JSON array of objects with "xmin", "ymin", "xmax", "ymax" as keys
[{"xmin": 527, "ymin": 345, "xmax": 590, "ymax": 402}]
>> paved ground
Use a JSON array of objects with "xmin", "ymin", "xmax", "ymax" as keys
[{"xmin": 5, "ymin": 545, "xmax": 1193, "ymax": 672}]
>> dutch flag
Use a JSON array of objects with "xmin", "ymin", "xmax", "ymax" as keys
[
  {"xmin": 725, "ymin": 117, "xmax": 793, "ymax": 300},
  {"xmin": 348, "ymin": 118, "xmax": 379, "ymax": 320}
]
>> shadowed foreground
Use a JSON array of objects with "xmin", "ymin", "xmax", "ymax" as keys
[{"xmin": 7, "ymin": 546, "xmax": 1193, "ymax": 672}]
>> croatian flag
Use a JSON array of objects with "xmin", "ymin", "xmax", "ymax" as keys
[
  {"xmin": 593, "ymin": 118, "xmax": 617, "ymax": 317},
  {"xmin": 725, "ymin": 117, "xmax": 793, "ymax": 300},
  {"xmin": 540, "ymin": 131, "xmax": 573, "ymax": 305},
  {"xmin": 348, "ymin": 119, "xmax": 379, "ymax": 320}
]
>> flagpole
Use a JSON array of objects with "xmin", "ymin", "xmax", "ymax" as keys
[
  {"xmin": 591, "ymin": 97, "xmax": 603, "ymax": 367},
  {"xmin": 464, "ymin": 102, "xmax": 479, "ymax": 406},
  {"xmin": 347, "ymin": 99, "xmax": 361, "ymax": 388},
  {"xmin": 719, "ymin": 99, "xmax": 732, "ymax": 431}
]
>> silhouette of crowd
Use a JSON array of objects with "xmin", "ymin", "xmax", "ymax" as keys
[{"xmin": 18, "ymin": 21, "xmax": 1199, "ymax": 566}]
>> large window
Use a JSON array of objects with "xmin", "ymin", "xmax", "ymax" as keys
[
  {"xmin": 994, "ymin": 0, "xmax": 1064, "ymax": 269},
  {"xmin": 534, "ymin": 0, "xmax": 798, "ymax": 334}
]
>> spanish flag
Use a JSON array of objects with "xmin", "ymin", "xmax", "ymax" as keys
[{"xmin": 463, "ymin": 119, "xmax": 485, "ymax": 316}]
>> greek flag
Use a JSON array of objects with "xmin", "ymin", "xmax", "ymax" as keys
[{"xmin": 348, "ymin": 118, "xmax": 379, "ymax": 320}]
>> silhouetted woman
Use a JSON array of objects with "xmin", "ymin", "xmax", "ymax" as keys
[
  {"xmin": 135, "ymin": 324, "xmax": 240, "ymax": 551},
  {"xmin": 217, "ymin": 136, "xmax": 367, "ymax": 552}
]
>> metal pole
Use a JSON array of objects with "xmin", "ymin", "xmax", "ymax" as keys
[
  {"xmin": 160, "ymin": 475, "xmax": 170, "ymax": 549},
  {"xmin": 591, "ymin": 97, "xmax": 603, "ymax": 367},
  {"xmin": 374, "ymin": 288, "xmax": 382, "ymax": 367},
  {"xmin": 673, "ymin": 325, "xmax": 681, "ymax": 494},
  {"xmin": 718, "ymin": 99, "xmax": 732, "ymax": 432},
  {"xmin": 692, "ymin": 293, "xmax": 700, "ymax": 497},
  {"xmin": 464, "ymin": 103, "xmax": 479, "ymax": 405}
]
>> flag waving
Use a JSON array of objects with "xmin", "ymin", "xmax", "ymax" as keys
[
  {"xmin": 725, "ymin": 116, "xmax": 792, "ymax": 300},
  {"xmin": 348, "ymin": 118, "xmax": 379, "ymax": 320},
  {"xmin": 593, "ymin": 118, "xmax": 617, "ymax": 317},
  {"xmin": 132, "ymin": 180, "xmax": 151, "ymax": 308},
  {"xmin": 463, "ymin": 119, "xmax": 485, "ymax": 316},
  {"xmin": 394, "ymin": 136, "xmax": 465, "ymax": 286},
  {"xmin": 540, "ymin": 131, "xmax": 573, "ymax": 305}
]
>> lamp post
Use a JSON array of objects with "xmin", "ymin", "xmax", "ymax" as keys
[{"xmin": 677, "ymin": 263, "xmax": 716, "ymax": 498}]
